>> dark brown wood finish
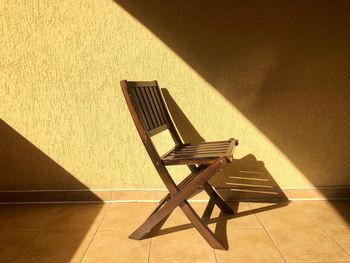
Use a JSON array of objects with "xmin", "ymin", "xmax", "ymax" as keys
[
  {"xmin": 120, "ymin": 80, "xmax": 238, "ymax": 250},
  {"xmin": 161, "ymin": 139, "xmax": 237, "ymax": 165}
]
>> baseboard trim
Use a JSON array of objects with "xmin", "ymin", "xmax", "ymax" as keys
[{"xmin": 0, "ymin": 186, "xmax": 349, "ymax": 203}]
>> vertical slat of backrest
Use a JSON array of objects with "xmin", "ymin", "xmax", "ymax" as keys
[
  {"xmin": 140, "ymin": 87, "xmax": 158, "ymax": 129},
  {"xmin": 134, "ymin": 87, "xmax": 155, "ymax": 130},
  {"xmin": 149, "ymin": 86, "xmax": 166, "ymax": 125},
  {"xmin": 131, "ymin": 87, "xmax": 150, "ymax": 131},
  {"xmin": 145, "ymin": 87, "xmax": 162, "ymax": 127},
  {"xmin": 152, "ymin": 85, "xmax": 168, "ymax": 125}
]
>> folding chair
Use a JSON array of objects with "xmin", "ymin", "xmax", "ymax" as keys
[{"xmin": 120, "ymin": 80, "xmax": 238, "ymax": 250}]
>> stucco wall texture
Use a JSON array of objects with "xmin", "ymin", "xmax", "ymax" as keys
[{"xmin": 1, "ymin": 0, "xmax": 349, "ymax": 191}]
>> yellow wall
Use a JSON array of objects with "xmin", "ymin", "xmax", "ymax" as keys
[{"xmin": 1, "ymin": 0, "xmax": 349, "ymax": 191}]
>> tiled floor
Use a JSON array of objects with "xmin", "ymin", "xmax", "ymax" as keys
[{"xmin": 0, "ymin": 201, "xmax": 349, "ymax": 263}]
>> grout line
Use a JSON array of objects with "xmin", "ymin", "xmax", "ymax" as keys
[
  {"xmin": 288, "ymin": 260, "xmax": 350, "ymax": 263},
  {"xmin": 199, "ymin": 201, "xmax": 219, "ymax": 263},
  {"xmin": 40, "ymin": 205, "xmax": 63, "ymax": 231},
  {"xmin": 147, "ymin": 236, "xmax": 153, "ymax": 263},
  {"xmin": 147, "ymin": 202, "xmax": 158, "ymax": 263},
  {"xmin": 0, "ymin": 200, "xmax": 208, "ymax": 204},
  {"xmin": 79, "ymin": 203, "xmax": 111, "ymax": 263},
  {"xmin": 200, "ymin": 200, "xmax": 220, "ymax": 263},
  {"xmin": 243, "ymin": 201, "xmax": 264, "ymax": 229},
  {"xmin": 213, "ymin": 248, "xmax": 219, "ymax": 263},
  {"xmin": 302, "ymin": 207, "xmax": 350, "ymax": 258},
  {"xmin": 1, "ymin": 186, "xmax": 349, "ymax": 192},
  {"xmin": 1, "ymin": 198, "xmax": 349, "ymax": 206},
  {"xmin": 284, "ymin": 197, "xmax": 350, "ymax": 201},
  {"xmin": 1, "ymin": 198, "xmax": 349, "ymax": 205},
  {"xmin": 0, "ymin": 188, "xmax": 167, "ymax": 192},
  {"xmin": 248, "ymin": 202, "xmax": 288, "ymax": 263}
]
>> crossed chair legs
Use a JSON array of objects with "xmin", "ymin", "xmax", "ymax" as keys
[{"xmin": 129, "ymin": 157, "xmax": 236, "ymax": 250}]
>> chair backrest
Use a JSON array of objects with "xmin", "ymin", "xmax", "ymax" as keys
[{"xmin": 120, "ymin": 80, "xmax": 182, "ymax": 159}]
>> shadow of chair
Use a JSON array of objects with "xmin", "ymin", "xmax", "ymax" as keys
[{"xmin": 161, "ymin": 89, "xmax": 289, "ymax": 247}]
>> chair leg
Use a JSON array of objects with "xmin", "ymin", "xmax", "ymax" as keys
[
  {"xmin": 201, "ymin": 197, "xmax": 216, "ymax": 223},
  {"xmin": 147, "ymin": 213, "xmax": 172, "ymax": 237},
  {"xmin": 129, "ymin": 158, "xmax": 228, "ymax": 242},
  {"xmin": 180, "ymin": 201, "xmax": 227, "ymax": 250},
  {"xmin": 204, "ymin": 182, "xmax": 234, "ymax": 214}
]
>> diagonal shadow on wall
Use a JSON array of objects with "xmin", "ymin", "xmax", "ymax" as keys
[
  {"xmin": 115, "ymin": 0, "xmax": 350, "ymax": 223},
  {"xmin": 0, "ymin": 119, "xmax": 102, "ymax": 261},
  {"xmin": 0, "ymin": 119, "xmax": 103, "ymax": 200}
]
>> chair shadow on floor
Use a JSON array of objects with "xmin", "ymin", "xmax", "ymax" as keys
[{"xmin": 158, "ymin": 89, "xmax": 289, "ymax": 248}]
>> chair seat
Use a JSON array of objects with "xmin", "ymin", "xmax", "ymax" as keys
[{"xmin": 161, "ymin": 139, "xmax": 238, "ymax": 165}]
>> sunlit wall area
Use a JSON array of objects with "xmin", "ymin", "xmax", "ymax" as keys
[{"xmin": 1, "ymin": 0, "xmax": 349, "ymax": 196}]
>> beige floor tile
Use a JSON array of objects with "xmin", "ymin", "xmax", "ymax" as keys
[
  {"xmin": 14, "ymin": 228, "xmax": 96, "ymax": 263},
  {"xmin": 150, "ymin": 228, "xmax": 216, "ymax": 263},
  {"xmin": 2, "ymin": 201, "xmax": 349, "ymax": 263},
  {"xmin": 81, "ymin": 231, "xmax": 150, "ymax": 263},
  {"xmin": 250, "ymin": 202, "xmax": 350, "ymax": 262},
  {"xmin": 295, "ymin": 200, "xmax": 350, "ymax": 254},
  {"xmin": 215, "ymin": 229, "xmax": 285, "ymax": 263},
  {"xmin": 0, "ymin": 204, "xmax": 60, "ymax": 231},
  {"xmin": 44, "ymin": 203, "xmax": 109, "ymax": 231},
  {"xmin": 197, "ymin": 191, "xmax": 210, "ymax": 201},
  {"xmin": 99, "ymin": 203, "xmax": 156, "ymax": 233},
  {"xmin": 0, "ymin": 231, "xmax": 39, "ymax": 262},
  {"xmin": 161, "ymin": 203, "xmax": 204, "ymax": 229},
  {"xmin": 207, "ymin": 202, "xmax": 262, "ymax": 231}
]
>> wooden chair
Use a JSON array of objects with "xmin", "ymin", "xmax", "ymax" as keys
[{"xmin": 120, "ymin": 80, "xmax": 238, "ymax": 250}]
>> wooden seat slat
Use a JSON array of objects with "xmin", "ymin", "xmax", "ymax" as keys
[
  {"xmin": 169, "ymin": 148, "xmax": 229, "ymax": 155},
  {"xmin": 161, "ymin": 139, "xmax": 236, "ymax": 165},
  {"xmin": 167, "ymin": 154, "xmax": 225, "ymax": 159},
  {"xmin": 177, "ymin": 142, "xmax": 230, "ymax": 148},
  {"xmin": 179, "ymin": 146, "xmax": 229, "ymax": 150},
  {"xmin": 168, "ymin": 153, "xmax": 227, "ymax": 159},
  {"xmin": 171, "ymin": 149, "xmax": 228, "ymax": 154},
  {"xmin": 162, "ymin": 158, "xmax": 220, "ymax": 165},
  {"xmin": 182, "ymin": 140, "xmax": 232, "ymax": 146}
]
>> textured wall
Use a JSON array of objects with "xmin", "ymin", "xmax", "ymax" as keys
[{"xmin": 1, "ymin": 0, "xmax": 349, "ymax": 191}]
